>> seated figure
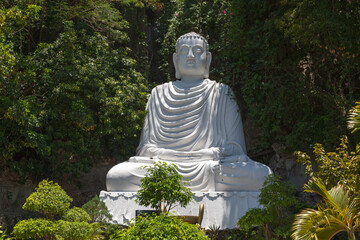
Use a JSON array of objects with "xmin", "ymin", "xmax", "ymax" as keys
[{"xmin": 106, "ymin": 32, "xmax": 272, "ymax": 192}]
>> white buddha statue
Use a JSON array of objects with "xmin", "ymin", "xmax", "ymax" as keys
[{"xmin": 106, "ymin": 32, "xmax": 272, "ymax": 192}]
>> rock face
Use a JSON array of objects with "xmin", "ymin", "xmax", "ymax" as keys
[{"xmin": 269, "ymin": 143, "xmax": 306, "ymax": 189}]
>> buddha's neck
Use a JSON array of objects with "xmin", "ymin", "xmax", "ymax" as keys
[{"xmin": 179, "ymin": 76, "xmax": 204, "ymax": 87}]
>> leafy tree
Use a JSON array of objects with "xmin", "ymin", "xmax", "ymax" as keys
[
  {"xmin": 0, "ymin": 0, "xmax": 149, "ymax": 182},
  {"xmin": 136, "ymin": 161, "xmax": 193, "ymax": 211},
  {"xmin": 238, "ymin": 174, "xmax": 299, "ymax": 240},
  {"xmin": 292, "ymin": 177, "xmax": 360, "ymax": 240},
  {"xmin": 110, "ymin": 213, "xmax": 209, "ymax": 240}
]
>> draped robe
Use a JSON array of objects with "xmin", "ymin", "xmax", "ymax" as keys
[{"xmin": 106, "ymin": 79, "xmax": 272, "ymax": 192}]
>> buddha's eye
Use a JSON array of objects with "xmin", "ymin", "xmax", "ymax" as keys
[
  {"xmin": 180, "ymin": 46, "xmax": 188, "ymax": 54},
  {"xmin": 193, "ymin": 47, "xmax": 203, "ymax": 54}
]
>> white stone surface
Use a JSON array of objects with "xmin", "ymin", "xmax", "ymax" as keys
[{"xmin": 100, "ymin": 190, "xmax": 261, "ymax": 229}]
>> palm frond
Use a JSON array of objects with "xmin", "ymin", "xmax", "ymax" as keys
[
  {"xmin": 293, "ymin": 178, "xmax": 360, "ymax": 240},
  {"xmin": 304, "ymin": 178, "xmax": 341, "ymax": 213},
  {"xmin": 316, "ymin": 222, "xmax": 346, "ymax": 240},
  {"xmin": 348, "ymin": 101, "xmax": 360, "ymax": 133},
  {"xmin": 328, "ymin": 185, "xmax": 349, "ymax": 210},
  {"xmin": 292, "ymin": 208, "xmax": 328, "ymax": 240}
]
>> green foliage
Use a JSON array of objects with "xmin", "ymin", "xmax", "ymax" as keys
[
  {"xmin": 238, "ymin": 174, "xmax": 299, "ymax": 240},
  {"xmin": 22, "ymin": 180, "xmax": 72, "ymax": 218},
  {"xmin": 229, "ymin": 0, "xmax": 359, "ymax": 152},
  {"xmin": 206, "ymin": 225, "xmax": 246, "ymax": 240},
  {"xmin": 82, "ymin": 195, "xmax": 118, "ymax": 239},
  {"xmin": 136, "ymin": 161, "xmax": 193, "ymax": 211},
  {"xmin": 12, "ymin": 218, "xmax": 55, "ymax": 240},
  {"xmin": 13, "ymin": 179, "xmax": 101, "ymax": 240},
  {"xmin": 56, "ymin": 220, "xmax": 95, "ymax": 240},
  {"xmin": 0, "ymin": 0, "xmax": 148, "ymax": 182},
  {"xmin": 296, "ymin": 136, "xmax": 360, "ymax": 194},
  {"xmin": 292, "ymin": 177, "xmax": 360, "ymax": 240},
  {"xmin": 62, "ymin": 207, "xmax": 91, "ymax": 223},
  {"xmin": 110, "ymin": 213, "xmax": 209, "ymax": 240},
  {"xmin": 12, "ymin": 219, "xmax": 96, "ymax": 240},
  {"xmin": 82, "ymin": 195, "xmax": 112, "ymax": 223}
]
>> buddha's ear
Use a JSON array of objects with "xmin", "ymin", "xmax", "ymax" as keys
[
  {"xmin": 173, "ymin": 53, "xmax": 181, "ymax": 79},
  {"xmin": 204, "ymin": 51, "xmax": 212, "ymax": 79}
]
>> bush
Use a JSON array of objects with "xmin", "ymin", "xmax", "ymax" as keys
[
  {"xmin": 82, "ymin": 195, "xmax": 118, "ymax": 238},
  {"xmin": 82, "ymin": 195, "xmax": 112, "ymax": 223},
  {"xmin": 56, "ymin": 220, "xmax": 95, "ymax": 240},
  {"xmin": 12, "ymin": 218, "xmax": 55, "ymax": 240},
  {"xmin": 62, "ymin": 207, "xmax": 91, "ymax": 223},
  {"xmin": 296, "ymin": 136, "xmax": 360, "ymax": 194},
  {"xmin": 111, "ymin": 213, "xmax": 208, "ymax": 240},
  {"xmin": 136, "ymin": 161, "xmax": 193, "ymax": 211},
  {"xmin": 22, "ymin": 179, "xmax": 72, "ymax": 218}
]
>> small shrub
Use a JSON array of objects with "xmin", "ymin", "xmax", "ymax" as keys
[
  {"xmin": 82, "ymin": 195, "xmax": 112, "ymax": 223},
  {"xmin": 136, "ymin": 161, "xmax": 193, "ymax": 211},
  {"xmin": 56, "ymin": 220, "xmax": 95, "ymax": 240},
  {"xmin": 12, "ymin": 218, "xmax": 55, "ymax": 240},
  {"xmin": 82, "ymin": 195, "xmax": 119, "ymax": 238},
  {"xmin": 296, "ymin": 136, "xmax": 360, "ymax": 194},
  {"xmin": 23, "ymin": 179, "xmax": 72, "ymax": 218},
  {"xmin": 111, "ymin": 213, "xmax": 208, "ymax": 240},
  {"xmin": 62, "ymin": 207, "xmax": 91, "ymax": 223}
]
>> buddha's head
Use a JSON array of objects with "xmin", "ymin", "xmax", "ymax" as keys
[{"xmin": 173, "ymin": 32, "xmax": 212, "ymax": 80}]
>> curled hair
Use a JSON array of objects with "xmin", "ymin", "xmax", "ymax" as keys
[{"xmin": 175, "ymin": 32, "xmax": 208, "ymax": 52}]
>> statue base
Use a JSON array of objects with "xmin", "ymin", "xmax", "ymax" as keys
[{"xmin": 99, "ymin": 191, "xmax": 261, "ymax": 229}]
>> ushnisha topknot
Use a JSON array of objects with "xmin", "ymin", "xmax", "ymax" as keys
[{"xmin": 175, "ymin": 32, "xmax": 209, "ymax": 53}]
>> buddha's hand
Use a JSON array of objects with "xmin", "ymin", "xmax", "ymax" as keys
[{"xmin": 156, "ymin": 148, "xmax": 221, "ymax": 161}]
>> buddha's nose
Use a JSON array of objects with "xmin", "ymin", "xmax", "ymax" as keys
[{"xmin": 187, "ymin": 49, "xmax": 195, "ymax": 59}]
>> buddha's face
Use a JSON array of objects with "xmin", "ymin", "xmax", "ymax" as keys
[{"xmin": 173, "ymin": 37, "xmax": 211, "ymax": 80}]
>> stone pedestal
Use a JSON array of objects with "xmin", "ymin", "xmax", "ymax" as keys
[{"xmin": 100, "ymin": 191, "xmax": 261, "ymax": 229}]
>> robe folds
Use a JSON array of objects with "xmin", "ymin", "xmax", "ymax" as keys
[
  {"xmin": 137, "ymin": 79, "xmax": 246, "ymax": 156},
  {"xmin": 106, "ymin": 79, "xmax": 272, "ymax": 192}
]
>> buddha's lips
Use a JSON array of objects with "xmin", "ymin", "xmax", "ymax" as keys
[{"xmin": 187, "ymin": 59, "xmax": 195, "ymax": 64}]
